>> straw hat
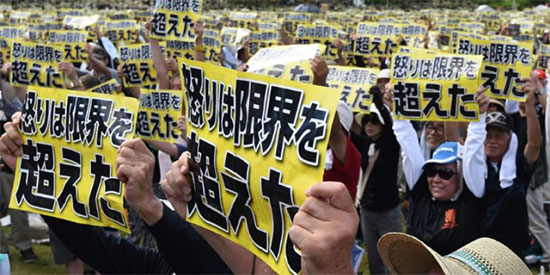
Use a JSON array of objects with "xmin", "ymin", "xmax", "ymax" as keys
[{"xmin": 377, "ymin": 233, "xmax": 531, "ymax": 275}]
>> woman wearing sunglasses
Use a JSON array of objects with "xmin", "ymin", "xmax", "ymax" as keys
[{"xmin": 391, "ymin": 89, "xmax": 490, "ymax": 255}]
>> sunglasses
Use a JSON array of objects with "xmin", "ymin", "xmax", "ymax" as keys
[
  {"xmin": 364, "ymin": 115, "xmax": 381, "ymax": 125},
  {"xmin": 426, "ymin": 167, "xmax": 457, "ymax": 180}
]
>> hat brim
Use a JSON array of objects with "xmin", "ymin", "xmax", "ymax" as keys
[
  {"xmin": 486, "ymin": 122, "xmax": 510, "ymax": 132},
  {"xmin": 377, "ymin": 233, "xmax": 465, "ymax": 274},
  {"xmin": 422, "ymin": 155, "xmax": 458, "ymax": 169}
]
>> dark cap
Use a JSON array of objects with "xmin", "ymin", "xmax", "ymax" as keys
[
  {"xmin": 91, "ymin": 46, "xmax": 109, "ymax": 60},
  {"xmin": 486, "ymin": 111, "xmax": 513, "ymax": 132}
]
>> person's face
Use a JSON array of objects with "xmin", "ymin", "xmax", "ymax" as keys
[
  {"xmin": 170, "ymin": 76, "xmax": 181, "ymax": 90},
  {"xmin": 425, "ymin": 121, "xmax": 444, "ymax": 150},
  {"xmin": 377, "ymin": 78, "xmax": 390, "ymax": 91},
  {"xmin": 364, "ymin": 114, "xmax": 383, "ymax": 140},
  {"xmin": 484, "ymin": 127, "xmax": 511, "ymax": 162},
  {"xmin": 426, "ymin": 163, "xmax": 459, "ymax": 201}
]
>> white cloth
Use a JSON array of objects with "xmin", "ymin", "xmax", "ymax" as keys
[
  {"xmin": 505, "ymin": 99, "xmax": 519, "ymax": 114},
  {"xmin": 462, "ymin": 113, "xmax": 488, "ymax": 198},
  {"xmin": 498, "ymin": 133, "xmax": 518, "ymax": 189},
  {"xmin": 393, "ymin": 119, "xmax": 426, "ymax": 190},
  {"xmin": 337, "ymin": 101, "xmax": 353, "ymax": 133},
  {"xmin": 419, "ymin": 124, "xmax": 432, "ymax": 161},
  {"xmin": 325, "ymin": 148, "xmax": 334, "ymax": 171}
]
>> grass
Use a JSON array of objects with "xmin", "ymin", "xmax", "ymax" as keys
[{"xmin": 3, "ymin": 226, "xmax": 65, "ymax": 275}]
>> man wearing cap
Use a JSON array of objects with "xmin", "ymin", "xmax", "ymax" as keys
[{"xmin": 479, "ymin": 74, "xmax": 542, "ymax": 256}]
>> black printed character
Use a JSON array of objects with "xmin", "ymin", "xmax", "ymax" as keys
[
  {"xmin": 261, "ymin": 86, "xmax": 303, "ymax": 160},
  {"xmin": 481, "ymin": 65, "xmax": 502, "ymax": 96},
  {"xmin": 58, "ymin": 148, "xmax": 87, "ymax": 217},
  {"xmin": 14, "ymin": 139, "xmax": 56, "ymax": 212},
  {"xmin": 123, "ymin": 64, "xmax": 142, "ymax": 85},
  {"xmin": 261, "ymin": 168, "xmax": 294, "ymax": 261},
  {"xmin": 294, "ymin": 102, "xmax": 328, "ymax": 167},
  {"xmin": 422, "ymin": 83, "xmax": 448, "ymax": 118},
  {"xmin": 221, "ymin": 152, "xmax": 268, "ymax": 252},
  {"xmin": 90, "ymin": 154, "xmax": 126, "ymax": 226},
  {"xmin": 151, "ymin": 12, "xmax": 167, "ymax": 36},
  {"xmin": 181, "ymin": 63, "xmax": 205, "ymax": 128},
  {"xmin": 108, "ymin": 107, "xmax": 134, "ymax": 148},
  {"xmin": 393, "ymin": 82, "xmax": 422, "ymax": 118},
  {"xmin": 186, "ymin": 136, "xmax": 229, "ymax": 232},
  {"xmin": 12, "ymin": 60, "xmax": 30, "ymax": 86}
]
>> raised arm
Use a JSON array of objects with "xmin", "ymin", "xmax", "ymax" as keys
[
  {"xmin": 385, "ymin": 90, "xmax": 424, "ymax": 189},
  {"xmin": 462, "ymin": 88, "xmax": 490, "ymax": 198},
  {"xmin": 523, "ymin": 71, "xmax": 543, "ymax": 165},
  {"xmin": 145, "ymin": 21, "xmax": 170, "ymax": 90},
  {"xmin": 194, "ymin": 20, "xmax": 206, "ymax": 62}
]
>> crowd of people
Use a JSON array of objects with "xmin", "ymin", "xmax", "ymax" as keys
[{"xmin": 0, "ymin": 1, "xmax": 547, "ymax": 274}]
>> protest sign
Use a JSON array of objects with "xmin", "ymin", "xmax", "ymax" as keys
[
  {"xmin": 150, "ymin": 0, "xmax": 203, "ymax": 42},
  {"xmin": 10, "ymin": 41, "xmax": 65, "ymax": 88},
  {"xmin": 246, "ymin": 44, "xmax": 325, "ymax": 84},
  {"xmin": 354, "ymin": 35, "xmax": 398, "ymax": 58},
  {"xmin": 178, "ymin": 58, "xmax": 339, "ymax": 275},
  {"xmin": 248, "ymin": 30, "xmax": 278, "ymax": 55},
  {"xmin": 55, "ymin": 9, "xmax": 84, "ymax": 21},
  {"xmin": 220, "ymin": 27, "xmax": 250, "ymax": 49},
  {"xmin": 10, "ymin": 86, "xmax": 139, "ymax": 233},
  {"xmin": 327, "ymin": 66, "xmax": 378, "ymax": 113},
  {"xmin": 103, "ymin": 20, "xmax": 139, "ymax": 44},
  {"xmin": 202, "ymin": 29, "xmax": 222, "ymax": 62},
  {"xmin": 456, "ymin": 36, "xmax": 534, "ymax": 101},
  {"xmin": 63, "ymin": 15, "xmax": 100, "ymax": 40},
  {"xmin": 296, "ymin": 23, "xmax": 340, "ymax": 59},
  {"xmin": 87, "ymin": 79, "xmax": 119, "ymax": 95},
  {"xmin": 538, "ymin": 44, "xmax": 550, "ymax": 69},
  {"xmin": 283, "ymin": 12, "xmax": 311, "ymax": 35},
  {"xmin": 48, "ymin": 30, "xmax": 89, "ymax": 62},
  {"xmin": 390, "ymin": 51, "xmax": 483, "ymax": 121},
  {"xmin": 136, "ymin": 89, "xmax": 182, "ymax": 143},
  {"xmin": 165, "ymin": 40, "xmax": 195, "ymax": 60},
  {"xmin": 229, "ymin": 11, "xmax": 257, "ymax": 29},
  {"xmin": 0, "ymin": 27, "xmax": 24, "ymax": 49},
  {"xmin": 119, "ymin": 43, "xmax": 158, "ymax": 87}
]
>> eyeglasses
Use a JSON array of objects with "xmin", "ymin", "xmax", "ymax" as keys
[
  {"xmin": 426, "ymin": 167, "xmax": 457, "ymax": 180},
  {"xmin": 425, "ymin": 123, "xmax": 444, "ymax": 134}
]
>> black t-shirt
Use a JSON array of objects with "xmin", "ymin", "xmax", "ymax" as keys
[
  {"xmin": 407, "ymin": 174, "xmax": 485, "ymax": 255},
  {"xmin": 484, "ymin": 116, "xmax": 531, "ymax": 256},
  {"xmin": 352, "ymin": 97, "xmax": 401, "ymax": 212}
]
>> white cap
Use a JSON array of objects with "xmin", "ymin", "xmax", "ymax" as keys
[
  {"xmin": 377, "ymin": 69, "xmax": 391, "ymax": 80},
  {"xmin": 337, "ymin": 101, "xmax": 353, "ymax": 133}
]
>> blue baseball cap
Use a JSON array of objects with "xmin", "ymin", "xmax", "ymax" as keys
[{"xmin": 422, "ymin": 142, "xmax": 463, "ymax": 169}]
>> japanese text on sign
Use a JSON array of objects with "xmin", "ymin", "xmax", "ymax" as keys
[
  {"xmin": 179, "ymin": 59, "xmax": 339, "ymax": 275},
  {"xmin": 456, "ymin": 36, "xmax": 534, "ymax": 101},
  {"xmin": 391, "ymin": 51, "xmax": 483, "ymax": 121},
  {"xmin": 151, "ymin": 0, "xmax": 203, "ymax": 42},
  {"xmin": 10, "ymin": 41, "xmax": 65, "ymax": 88},
  {"xmin": 137, "ymin": 89, "xmax": 182, "ymax": 143},
  {"xmin": 119, "ymin": 43, "xmax": 158, "ymax": 87},
  {"xmin": 10, "ymin": 87, "xmax": 139, "ymax": 233}
]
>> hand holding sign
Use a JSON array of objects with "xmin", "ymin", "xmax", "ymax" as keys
[
  {"xmin": 116, "ymin": 138, "xmax": 161, "ymax": 226},
  {"xmin": 289, "ymin": 181, "xmax": 358, "ymax": 275},
  {"xmin": 0, "ymin": 112, "xmax": 23, "ymax": 170},
  {"xmin": 477, "ymin": 87, "xmax": 490, "ymax": 114},
  {"xmin": 311, "ymin": 56, "xmax": 328, "ymax": 87},
  {"xmin": 161, "ymin": 152, "xmax": 195, "ymax": 220}
]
